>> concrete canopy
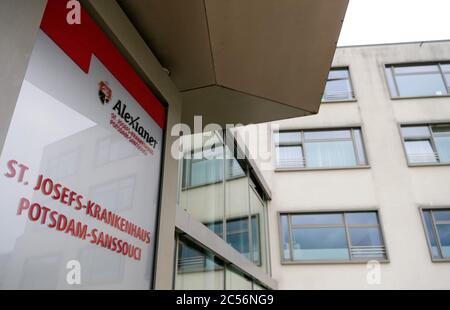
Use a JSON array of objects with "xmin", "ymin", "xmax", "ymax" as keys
[{"xmin": 118, "ymin": 0, "xmax": 348, "ymax": 127}]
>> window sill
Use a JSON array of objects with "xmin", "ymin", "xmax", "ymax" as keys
[
  {"xmin": 321, "ymin": 99, "xmax": 357, "ymax": 103},
  {"xmin": 407, "ymin": 162, "xmax": 450, "ymax": 168},
  {"xmin": 431, "ymin": 258, "xmax": 450, "ymax": 263},
  {"xmin": 281, "ymin": 259, "xmax": 389, "ymax": 265},
  {"xmin": 391, "ymin": 95, "xmax": 450, "ymax": 100},
  {"xmin": 274, "ymin": 165, "xmax": 371, "ymax": 172}
]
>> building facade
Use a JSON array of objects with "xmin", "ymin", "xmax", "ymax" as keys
[{"xmin": 245, "ymin": 40, "xmax": 450, "ymax": 289}]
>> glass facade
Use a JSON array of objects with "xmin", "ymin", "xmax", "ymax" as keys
[
  {"xmin": 385, "ymin": 62, "xmax": 450, "ymax": 98},
  {"xmin": 175, "ymin": 236, "xmax": 267, "ymax": 290},
  {"xmin": 275, "ymin": 128, "xmax": 368, "ymax": 169},
  {"xmin": 280, "ymin": 211, "xmax": 387, "ymax": 262},
  {"xmin": 179, "ymin": 131, "xmax": 270, "ymax": 273},
  {"xmin": 401, "ymin": 124, "xmax": 450, "ymax": 164},
  {"xmin": 322, "ymin": 68, "xmax": 355, "ymax": 102}
]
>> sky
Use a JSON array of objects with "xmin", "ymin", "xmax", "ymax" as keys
[{"xmin": 338, "ymin": 0, "xmax": 450, "ymax": 46}]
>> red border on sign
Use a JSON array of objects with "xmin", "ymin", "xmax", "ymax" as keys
[{"xmin": 40, "ymin": 0, "xmax": 166, "ymax": 129}]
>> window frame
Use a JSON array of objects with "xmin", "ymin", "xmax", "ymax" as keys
[
  {"xmin": 399, "ymin": 122, "xmax": 450, "ymax": 167},
  {"xmin": 274, "ymin": 127, "xmax": 370, "ymax": 171},
  {"xmin": 419, "ymin": 206, "xmax": 450, "ymax": 262},
  {"xmin": 384, "ymin": 61, "xmax": 450, "ymax": 99},
  {"xmin": 278, "ymin": 209, "xmax": 389, "ymax": 265},
  {"xmin": 322, "ymin": 67, "xmax": 357, "ymax": 103}
]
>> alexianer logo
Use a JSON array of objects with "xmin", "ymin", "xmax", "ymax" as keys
[{"xmin": 98, "ymin": 81, "xmax": 112, "ymax": 104}]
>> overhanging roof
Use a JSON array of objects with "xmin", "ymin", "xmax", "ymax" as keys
[{"xmin": 118, "ymin": 0, "xmax": 348, "ymax": 127}]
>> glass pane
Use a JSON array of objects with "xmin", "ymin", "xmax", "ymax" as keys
[
  {"xmin": 349, "ymin": 227, "xmax": 382, "ymax": 246},
  {"xmin": 395, "ymin": 73, "xmax": 447, "ymax": 97},
  {"xmin": 253, "ymin": 283, "xmax": 266, "ymax": 290},
  {"xmin": 385, "ymin": 67, "xmax": 399, "ymax": 97},
  {"xmin": 346, "ymin": 212, "xmax": 379, "ymax": 225},
  {"xmin": 180, "ymin": 132, "xmax": 224, "ymax": 238},
  {"xmin": 433, "ymin": 210, "xmax": 450, "ymax": 222},
  {"xmin": 404, "ymin": 140, "xmax": 437, "ymax": 164},
  {"xmin": 225, "ymin": 267, "xmax": 252, "ymax": 290},
  {"xmin": 353, "ymin": 129, "xmax": 367, "ymax": 165},
  {"xmin": 394, "ymin": 64, "xmax": 440, "ymax": 74},
  {"xmin": 250, "ymin": 188, "xmax": 267, "ymax": 270},
  {"xmin": 175, "ymin": 237, "xmax": 225, "ymax": 290},
  {"xmin": 435, "ymin": 136, "xmax": 450, "ymax": 163},
  {"xmin": 280, "ymin": 215, "xmax": 291, "ymax": 260},
  {"xmin": 292, "ymin": 213, "xmax": 343, "ymax": 225},
  {"xmin": 291, "ymin": 227, "xmax": 349, "ymax": 261},
  {"xmin": 445, "ymin": 73, "xmax": 450, "ymax": 88},
  {"xmin": 328, "ymin": 69, "xmax": 349, "ymax": 79},
  {"xmin": 275, "ymin": 131, "xmax": 301, "ymax": 144},
  {"xmin": 305, "ymin": 140, "xmax": 357, "ymax": 168},
  {"xmin": 441, "ymin": 64, "xmax": 450, "ymax": 73},
  {"xmin": 304, "ymin": 130, "xmax": 351, "ymax": 140},
  {"xmin": 323, "ymin": 79, "xmax": 353, "ymax": 101},
  {"xmin": 432, "ymin": 124, "xmax": 450, "ymax": 134},
  {"xmin": 423, "ymin": 211, "xmax": 441, "ymax": 258},
  {"xmin": 401, "ymin": 126, "xmax": 431, "ymax": 138},
  {"xmin": 436, "ymin": 224, "xmax": 450, "ymax": 258},
  {"xmin": 225, "ymin": 144, "xmax": 251, "ymax": 260},
  {"xmin": 276, "ymin": 146, "xmax": 304, "ymax": 168}
]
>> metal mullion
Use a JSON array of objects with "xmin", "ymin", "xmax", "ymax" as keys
[
  {"xmin": 350, "ymin": 129, "xmax": 360, "ymax": 165},
  {"xmin": 404, "ymin": 136, "xmax": 433, "ymax": 141},
  {"xmin": 303, "ymin": 137, "xmax": 353, "ymax": 143},
  {"xmin": 428, "ymin": 124, "xmax": 441, "ymax": 163},
  {"xmin": 346, "ymin": 224, "xmax": 380, "ymax": 229},
  {"xmin": 342, "ymin": 213, "xmax": 353, "ymax": 260},
  {"xmin": 301, "ymin": 131, "xmax": 307, "ymax": 168},
  {"xmin": 247, "ymin": 169, "xmax": 254, "ymax": 264},
  {"xmin": 438, "ymin": 63, "xmax": 450, "ymax": 94},
  {"xmin": 430, "ymin": 210, "xmax": 445, "ymax": 259},
  {"xmin": 287, "ymin": 215, "xmax": 295, "ymax": 261},
  {"xmin": 290, "ymin": 224, "xmax": 344, "ymax": 229},
  {"xmin": 390, "ymin": 66, "xmax": 401, "ymax": 97}
]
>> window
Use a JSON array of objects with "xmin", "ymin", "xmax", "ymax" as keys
[
  {"xmin": 206, "ymin": 216, "xmax": 261, "ymax": 266},
  {"xmin": 385, "ymin": 62, "xmax": 450, "ymax": 98},
  {"xmin": 275, "ymin": 128, "xmax": 368, "ymax": 169},
  {"xmin": 400, "ymin": 123, "xmax": 450, "ymax": 165},
  {"xmin": 280, "ymin": 211, "xmax": 387, "ymax": 262},
  {"xmin": 422, "ymin": 209, "xmax": 450, "ymax": 260},
  {"xmin": 322, "ymin": 68, "xmax": 355, "ymax": 102}
]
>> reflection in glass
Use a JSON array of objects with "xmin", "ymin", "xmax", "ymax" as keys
[
  {"xmin": 423, "ymin": 211, "xmax": 440, "ymax": 258},
  {"xmin": 292, "ymin": 227, "xmax": 349, "ymax": 261},
  {"xmin": 250, "ymin": 185, "xmax": 267, "ymax": 271},
  {"xmin": 280, "ymin": 215, "xmax": 290, "ymax": 260},
  {"xmin": 292, "ymin": 213, "xmax": 342, "ymax": 226},
  {"xmin": 180, "ymin": 132, "xmax": 225, "ymax": 237},
  {"xmin": 404, "ymin": 140, "xmax": 436, "ymax": 164},
  {"xmin": 345, "ymin": 212, "xmax": 378, "ymax": 225},
  {"xmin": 436, "ymin": 224, "xmax": 450, "ymax": 258},
  {"xmin": 434, "ymin": 136, "xmax": 450, "ymax": 163},
  {"xmin": 386, "ymin": 63, "xmax": 449, "ymax": 98},
  {"xmin": 175, "ymin": 236, "xmax": 224, "ymax": 290},
  {"xmin": 305, "ymin": 140, "xmax": 357, "ymax": 168},
  {"xmin": 225, "ymin": 266, "xmax": 252, "ymax": 290}
]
